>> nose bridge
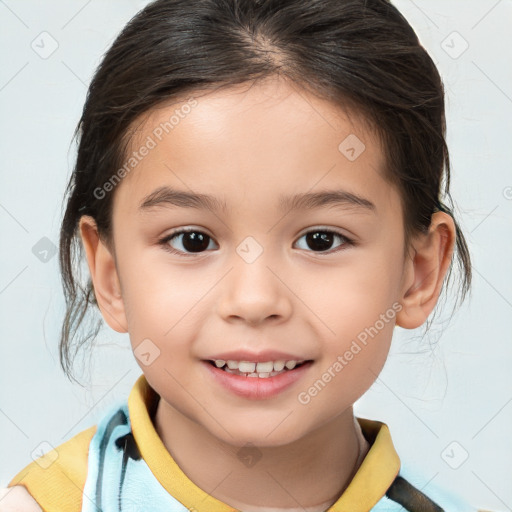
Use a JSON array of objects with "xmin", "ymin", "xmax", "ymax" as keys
[{"xmin": 216, "ymin": 235, "xmax": 292, "ymax": 325}]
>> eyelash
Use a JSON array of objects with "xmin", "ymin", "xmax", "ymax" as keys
[{"xmin": 158, "ymin": 227, "xmax": 355, "ymax": 258}]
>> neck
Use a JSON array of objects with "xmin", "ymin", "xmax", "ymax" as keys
[{"xmin": 154, "ymin": 399, "xmax": 370, "ymax": 511}]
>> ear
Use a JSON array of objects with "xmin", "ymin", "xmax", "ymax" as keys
[
  {"xmin": 395, "ymin": 211, "xmax": 456, "ymax": 329},
  {"xmin": 79, "ymin": 215, "xmax": 128, "ymax": 333}
]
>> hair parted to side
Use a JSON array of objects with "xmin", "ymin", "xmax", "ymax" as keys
[{"xmin": 59, "ymin": 0, "xmax": 472, "ymax": 383}]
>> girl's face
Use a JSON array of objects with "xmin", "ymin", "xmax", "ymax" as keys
[{"xmin": 101, "ymin": 77, "xmax": 412, "ymax": 446}]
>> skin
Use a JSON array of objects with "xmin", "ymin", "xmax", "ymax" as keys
[
  {"xmin": 0, "ymin": 487, "xmax": 42, "ymax": 511},
  {"xmin": 77, "ymin": 76, "xmax": 455, "ymax": 512}
]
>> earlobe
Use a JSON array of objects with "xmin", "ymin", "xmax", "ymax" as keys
[
  {"xmin": 395, "ymin": 212, "xmax": 455, "ymax": 329},
  {"xmin": 79, "ymin": 215, "xmax": 128, "ymax": 333}
]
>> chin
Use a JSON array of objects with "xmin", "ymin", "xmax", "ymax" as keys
[{"xmin": 205, "ymin": 416, "xmax": 311, "ymax": 449}]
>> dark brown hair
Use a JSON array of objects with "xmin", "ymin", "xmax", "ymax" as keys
[{"xmin": 59, "ymin": 0, "xmax": 472, "ymax": 383}]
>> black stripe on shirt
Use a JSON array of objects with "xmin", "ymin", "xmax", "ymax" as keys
[{"xmin": 385, "ymin": 475, "xmax": 444, "ymax": 512}]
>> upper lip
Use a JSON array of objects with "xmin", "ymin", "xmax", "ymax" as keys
[{"xmin": 205, "ymin": 350, "xmax": 312, "ymax": 363}]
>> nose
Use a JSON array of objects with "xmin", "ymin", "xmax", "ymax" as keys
[{"xmin": 216, "ymin": 254, "xmax": 293, "ymax": 327}]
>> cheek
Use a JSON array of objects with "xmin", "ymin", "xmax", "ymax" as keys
[
  {"xmin": 301, "ymin": 259, "xmax": 401, "ymax": 338},
  {"xmin": 119, "ymin": 251, "xmax": 208, "ymax": 336},
  {"xmin": 298, "ymin": 320, "xmax": 394, "ymax": 420},
  {"xmin": 297, "ymin": 257, "xmax": 399, "ymax": 403},
  {"xmin": 330, "ymin": 318, "xmax": 394, "ymax": 376}
]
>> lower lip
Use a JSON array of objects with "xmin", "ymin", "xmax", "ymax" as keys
[{"xmin": 202, "ymin": 360, "xmax": 313, "ymax": 400}]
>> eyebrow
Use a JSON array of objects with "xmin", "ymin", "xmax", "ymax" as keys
[{"xmin": 138, "ymin": 186, "xmax": 376, "ymax": 214}]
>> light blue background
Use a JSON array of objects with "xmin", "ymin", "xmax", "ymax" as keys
[{"xmin": 0, "ymin": 1, "xmax": 511, "ymax": 511}]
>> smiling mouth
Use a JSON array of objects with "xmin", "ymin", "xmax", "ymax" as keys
[{"xmin": 206, "ymin": 359, "xmax": 312, "ymax": 378}]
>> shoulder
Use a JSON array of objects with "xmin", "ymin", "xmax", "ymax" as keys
[
  {"xmin": 6, "ymin": 425, "xmax": 97, "ymax": 512},
  {"xmin": 0, "ymin": 486, "xmax": 42, "ymax": 512}
]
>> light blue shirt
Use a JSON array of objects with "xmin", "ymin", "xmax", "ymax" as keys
[{"xmin": 82, "ymin": 401, "xmax": 476, "ymax": 512}]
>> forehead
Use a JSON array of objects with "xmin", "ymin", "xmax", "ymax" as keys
[{"xmin": 114, "ymin": 77, "xmax": 396, "ymax": 218}]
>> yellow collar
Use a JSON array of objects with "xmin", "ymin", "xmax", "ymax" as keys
[{"xmin": 128, "ymin": 373, "xmax": 400, "ymax": 512}]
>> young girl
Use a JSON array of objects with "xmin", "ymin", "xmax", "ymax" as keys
[{"xmin": 2, "ymin": 0, "xmax": 482, "ymax": 510}]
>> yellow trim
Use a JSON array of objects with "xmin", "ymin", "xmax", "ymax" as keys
[
  {"xmin": 7, "ymin": 426, "xmax": 96, "ymax": 512},
  {"xmin": 128, "ymin": 374, "xmax": 239, "ymax": 511},
  {"xmin": 328, "ymin": 419, "xmax": 401, "ymax": 511},
  {"xmin": 129, "ymin": 373, "xmax": 401, "ymax": 512},
  {"xmin": 6, "ymin": 374, "xmax": 401, "ymax": 511}
]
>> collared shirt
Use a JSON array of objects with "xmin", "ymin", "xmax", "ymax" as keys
[{"xmin": 8, "ymin": 374, "xmax": 475, "ymax": 511}]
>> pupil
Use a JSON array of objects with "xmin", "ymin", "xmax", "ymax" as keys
[
  {"xmin": 307, "ymin": 232, "xmax": 333, "ymax": 251},
  {"xmin": 183, "ymin": 232, "xmax": 209, "ymax": 252}
]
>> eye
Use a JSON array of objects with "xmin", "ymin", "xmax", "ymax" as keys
[
  {"xmin": 294, "ymin": 229, "xmax": 353, "ymax": 254},
  {"xmin": 159, "ymin": 227, "xmax": 354, "ymax": 257},
  {"xmin": 159, "ymin": 228, "xmax": 217, "ymax": 257}
]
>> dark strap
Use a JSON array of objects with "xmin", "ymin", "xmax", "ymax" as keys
[{"xmin": 385, "ymin": 475, "xmax": 444, "ymax": 512}]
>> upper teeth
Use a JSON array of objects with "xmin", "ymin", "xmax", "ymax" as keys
[{"xmin": 214, "ymin": 360, "xmax": 303, "ymax": 372}]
